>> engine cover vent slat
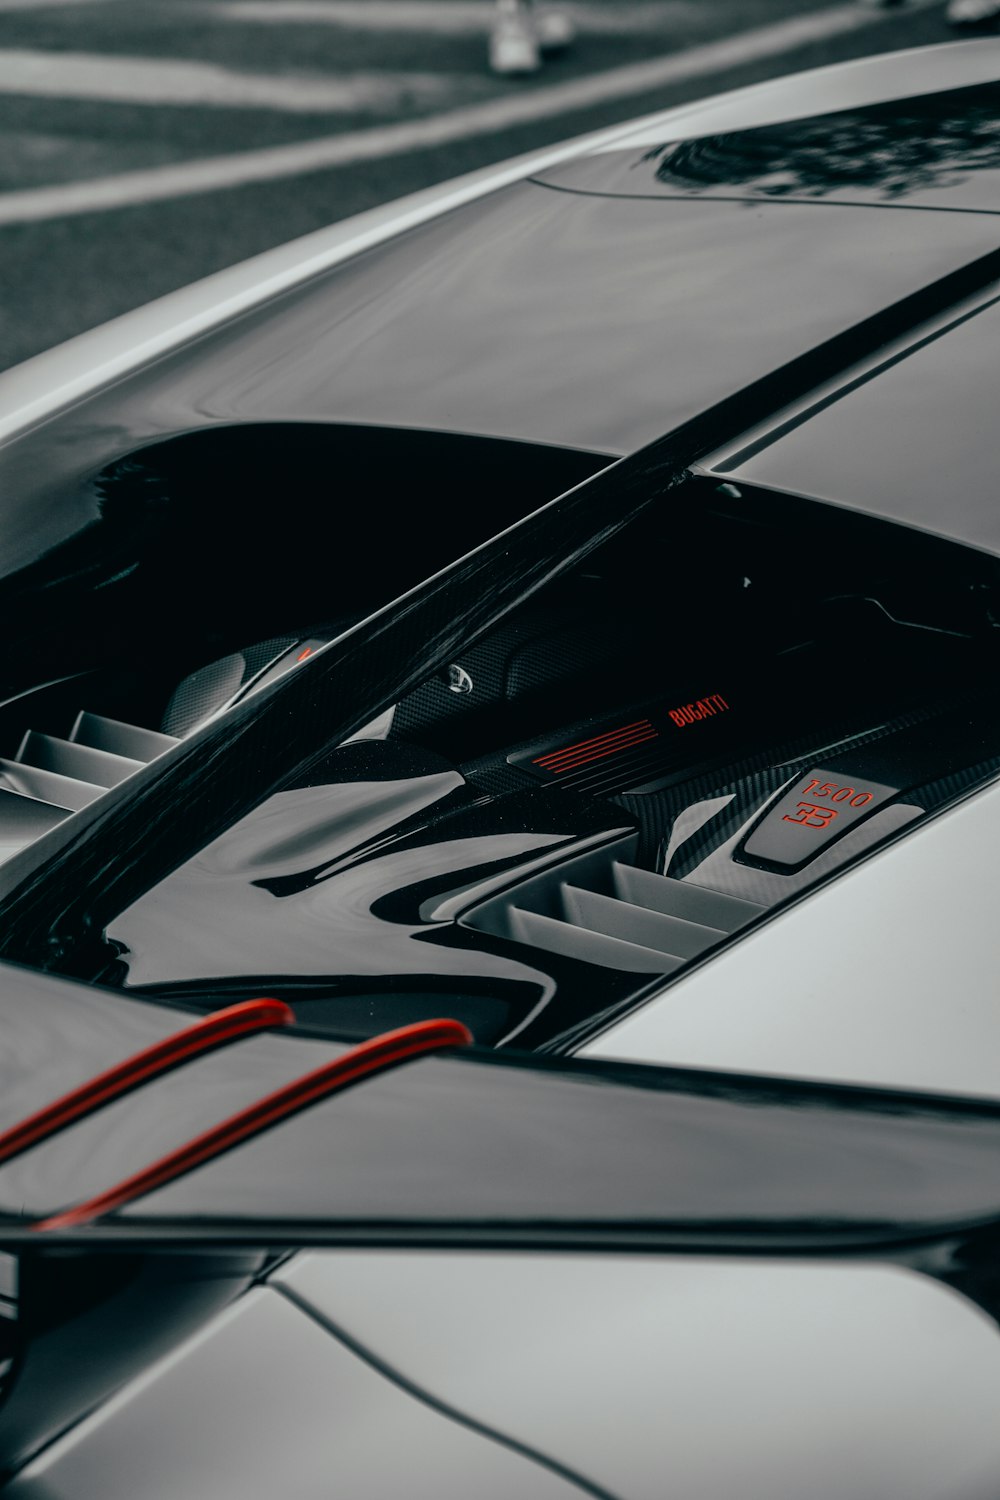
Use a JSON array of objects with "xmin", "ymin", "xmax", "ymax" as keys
[
  {"xmin": 0, "ymin": 759, "xmax": 103, "ymax": 812},
  {"xmin": 560, "ymin": 885, "xmax": 724, "ymax": 960},
  {"xmin": 0, "ymin": 787, "xmax": 71, "ymax": 856},
  {"xmin": 16, "ymin": 732, "xmax": 143, "ymax": 788},
  {"xmin": 508, "ymin": 908, "xmax": 685, "ymax": 975},
  {"xmin": 69, "ymin": 712, "xmax": 179, "ymax": 764},
  {"xmin": 611, "ymin": 864, "xmax": 764, "ymax": 932},
  {"xmin": 462, "ymin": 834, "xmax": 763, "ymax": 976},
  {"xmin": 0, "ymin": 708, "xmax": 182, "ymax": 863}
]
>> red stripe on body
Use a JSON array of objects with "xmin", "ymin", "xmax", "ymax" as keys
[
  {"xmin": 35, "ymin": 1018, "xmax": 472, "ymax": 1232},
  {"xmin": 0, "ymin": 998, "xmax": 294, "ymax": 1167}
]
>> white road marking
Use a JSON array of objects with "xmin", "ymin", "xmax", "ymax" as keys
[
  {"xmin": 0, "ymin": 0, "xmax": 127, "ymax": 10},
  {"xmin": 0, "ymin": 3, "xmax": 920, "ymax": 226},
  {"xmin": 213, "ymin": 1, "xmax": 702, "ymax": 35},
  {"xmin": 0, "ymin": 49, "xmax": 472, "ymax": 113}
]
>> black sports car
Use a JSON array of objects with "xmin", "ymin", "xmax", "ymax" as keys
[{"xmin": 0, "ymin": 38, "xmax": 999, "ymax": 1499}]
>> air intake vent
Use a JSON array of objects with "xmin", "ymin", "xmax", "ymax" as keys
[
  {"xmin": 17, "ymin": 731, "xmax": 144, "ymax": 788},
  {"xmin": 0, "ymin": 713, "xmax": 179, "ymax": 863},
  {"xmin": 463, "ymin": 836, "xmax": 763, "ymax": 974},
  {"xmin": 69, "ymin": 710, "xmax": 179, "ymax": 763}
]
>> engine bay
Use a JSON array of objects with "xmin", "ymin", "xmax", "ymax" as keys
[{"xmin": 4, "ymin": 473, "xmax": 1000, "ymax": 1053}]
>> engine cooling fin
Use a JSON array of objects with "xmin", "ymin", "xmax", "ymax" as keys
[
  {"xmin": 0, "ymin": 711, "xmax": 179, "ymax": 863},
  {"xmin": 463, "ymin": 834, "xmax": 764, "ymax": 974}
]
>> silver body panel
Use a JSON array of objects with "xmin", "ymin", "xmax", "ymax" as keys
[{"xmin": 582, "ymin": 774, "xmax": 1000, "ymax": 1097}]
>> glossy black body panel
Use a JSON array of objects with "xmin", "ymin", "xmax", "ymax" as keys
[
  {"xmin": 715, "ymin": 293, "xmax": 1000, "ymax": 558},
  {"xmin": 535, "ymin": 83, "xmax": 1000, "ymax": 212},
  {"xmin": 102, "ymin": 742, "xmax": 634, "ymax": 1045},
  {"xmin": 85, "ymin": 578, "xmax": 1000, "ymax": 1054}
]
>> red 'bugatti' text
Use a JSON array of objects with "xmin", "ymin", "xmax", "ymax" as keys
[{"xmin": 668, "ymin": 694, "xmax": 730, "ymax": 729}]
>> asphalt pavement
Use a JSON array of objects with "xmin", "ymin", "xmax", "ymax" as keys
[{"xmin": 0, "ymin": 0, "xmax": 969, "ymax": 369}]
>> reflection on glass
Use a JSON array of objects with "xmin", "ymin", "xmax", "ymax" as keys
[{"xmin": 646, "ymin": 85, "xmax": 1000, "ymax": 201}]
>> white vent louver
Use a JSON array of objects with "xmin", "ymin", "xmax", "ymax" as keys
[
  {"xmin": 0, "ymin": 712, "xmax": 179, "ymax": 862},
  {"xmin": 463, "ymin": 836, "xmax": 764, "ymax": 974}
]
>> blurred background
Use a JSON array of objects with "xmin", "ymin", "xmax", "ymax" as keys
[{"xmin": 0, "ymin": 0, "xmax": 981, "ymax": 371}]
